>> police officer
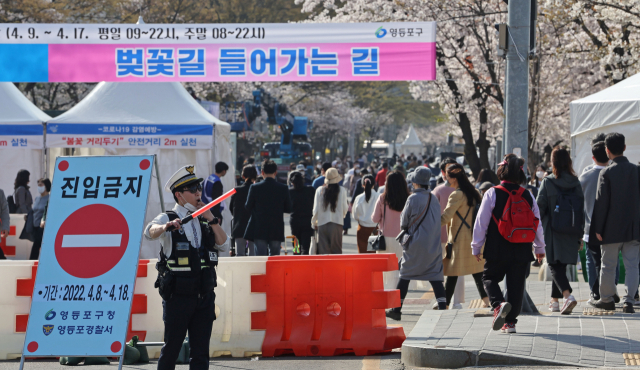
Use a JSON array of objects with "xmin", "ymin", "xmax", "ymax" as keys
[{"xmin": 144, "ymin": 165, "xmax": 228, "ymax": 370}]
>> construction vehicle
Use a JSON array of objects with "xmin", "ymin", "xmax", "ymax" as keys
[{"xmin": 222, "ymin": 89, "xmax": 313, "ymax": 182}]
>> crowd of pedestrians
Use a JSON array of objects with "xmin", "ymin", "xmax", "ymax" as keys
[
  {"xmin": 217, "ymin": 133, "xmax": 635, "ymax": 335},
  {"xmin": 4, "ymin": 133, "xmax": 639, "ymax": 337}
]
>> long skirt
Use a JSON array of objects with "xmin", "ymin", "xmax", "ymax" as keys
[
  {"xmin": 378, "ymin": 237, "xmax": 402, "ymax": 289},
  {"xmin": 317, "ymin": 222, "xmax": 343, "ymax": 254}
]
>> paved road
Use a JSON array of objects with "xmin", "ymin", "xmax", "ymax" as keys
[{"xmin": 1, "ymin": 215, "xmax": 427, "ymax": 370}]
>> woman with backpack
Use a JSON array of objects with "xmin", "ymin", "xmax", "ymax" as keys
[
  {"xmin": 536, "ymin": 148, "xmax": 584, "ymax": 314},
  {"xmin": 472, "ymin": 154, "xmax": 545, "ymax": 334},
  {"xmin": 438, "ymin": 163, "xmax": 489, "ymax": 309},
  {"xmin": 386, "ymin": 167, "xmax": 446, "ymax": 320}
]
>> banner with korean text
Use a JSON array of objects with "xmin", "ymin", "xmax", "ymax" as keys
[{"xmin": 0, "ymin": 23, "xmax": 436, "ymax": 82}]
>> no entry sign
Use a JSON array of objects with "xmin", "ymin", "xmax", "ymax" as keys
[
  {"xmin": 55, "ymin": 204, "xmax": 130, "ymax": 278},
  {"xmin": 22, "ymin": 156, "xmax": 153, "ymax": 359}
]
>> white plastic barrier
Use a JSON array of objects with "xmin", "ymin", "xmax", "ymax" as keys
[
  {"xmin": 3, "ymin": 214, "xmax": 33, "ymax": 260},
  {"xmin": 210, "ymin": 257, "xmax": 266, "ymax": 357},
  {"xmin": 2, "ymin": 257, "xmax": 269, "ymax": 359},
  {"xmin": 133, "ymin": 257, "xmax": 267, "ymax": 358},
  {"xmin": 0, "ymin": 260, "xmax": 36, "ymax": 359}
]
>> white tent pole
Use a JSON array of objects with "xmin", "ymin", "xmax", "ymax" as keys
[
  {"xmin": 211, "ymin": 124, "xmax": 215, "ymax": 174},
  {"xmin": 43, "ymin": 123, "xmax": 47, "ymax": 178},
  {"xmin": 154, "ymin": 154, "xmax": 165, "ymax": 213}
]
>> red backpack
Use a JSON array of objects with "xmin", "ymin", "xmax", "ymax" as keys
[{"xmin": 491, "ymin": 185, "xmax": 539, "ymax": 243}]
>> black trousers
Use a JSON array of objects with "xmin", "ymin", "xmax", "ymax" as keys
[
  {"xmin": 548, "ymin": 262, "xmax": 573, "ymax": 299},
  {"xmin": 290, "ymin": 224, "xmax": 312, "ymax": 255},
  {"xmin": 445, "ymin": 272, "xmax": 487, "ymax": 305},
  {"xmin": 482, "ymin": 260, "xmax": 529, "ymax": 324},
  {"xmin": 393, "ymin": 278, "xmax": 446, "ymax": 312},
  {"xmin": 158, "ymin": 291, "xmax": 216, "ymax": 370},
  {"xmin": 29, "ymin": 226, "xmax": 44, "ymax": 260},
  {"xmin": 587, "ymin": 243, "xmax": 602, "ymax": 298}
]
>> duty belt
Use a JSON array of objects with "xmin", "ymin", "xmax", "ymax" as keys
[{"xmin": 166, "ymin": 259, "xmax": 210, "ymax": 272}]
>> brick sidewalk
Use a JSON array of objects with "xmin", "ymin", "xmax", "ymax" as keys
[{"xmin": 401, "ymin": 280, "xmax": 640, "ymax": 368}]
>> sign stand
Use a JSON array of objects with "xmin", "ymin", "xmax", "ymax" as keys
[
  {"xmin": 18, "ymin": 155, "xmax": 154, "ymax": 370},
  {"xmin": 154, "ymin": 154, "xmax": 165, "ymax": 212}
]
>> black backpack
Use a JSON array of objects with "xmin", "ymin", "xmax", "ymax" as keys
[
  {"xmin": 7, "ymin": 192, "xmax": 17, "ymax": 213},
  {"xmin": 549, "ymin": 181, "xmax": 584, "ymax": 236}
]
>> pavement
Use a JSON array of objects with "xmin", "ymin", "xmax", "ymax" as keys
[
  {"xmin": 401, "ymin": 279, "xmax": 640, "ymax": 369},
  {"xmin": 3, "ymin": 215, "xmax": 636, "ymax": 369}
]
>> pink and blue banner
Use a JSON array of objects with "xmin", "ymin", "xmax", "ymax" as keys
[{"xmin": 0, "ymin": 23, "xmax": 436, "ymax": 82}]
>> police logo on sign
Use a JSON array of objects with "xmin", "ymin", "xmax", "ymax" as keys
[{"xmin": 43, "ymin": 325, "xmax": 54, "ymax": 336}]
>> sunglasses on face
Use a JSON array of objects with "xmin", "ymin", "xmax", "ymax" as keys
[{"xmin": 181, "ymin": 183, "xmax": 202, "ymax": 194}]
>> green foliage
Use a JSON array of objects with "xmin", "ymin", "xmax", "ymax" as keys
[{"xmin": 346, "ymin": 81, "xmax": 445, "ymax": 127}]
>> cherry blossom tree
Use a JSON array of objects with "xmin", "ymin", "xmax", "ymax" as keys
[{"xmin": 297, "ymin": 0, "xmax": 608, "ymax": 175}]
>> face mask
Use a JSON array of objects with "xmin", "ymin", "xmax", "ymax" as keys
[
  {"xmin": 179, "ymin": 196, "xmax": 198, "ymax": 212},
  {"xmin": 37, "ymin": 185, "xmax": 46, "ymax": 194},
  {"xmin": 444, "ymin": 180, "xmax": 450, "ymax": 187},
  {"xmin": 536, "ymin": 171, "xmax": 544, "ymax": 179}
]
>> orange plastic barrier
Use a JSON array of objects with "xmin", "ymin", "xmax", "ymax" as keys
[{"xmin": 251, "ymin": 254, "xmax": 405, "ymax": 357}]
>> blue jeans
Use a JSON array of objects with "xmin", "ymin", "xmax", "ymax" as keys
[
  {"xmin": 254, "ymin": 239, "xmax": 281, "ymax": 256},
  {"xmin": 585, "ymin": 242, "xmax": 619, "ymax": 298}
]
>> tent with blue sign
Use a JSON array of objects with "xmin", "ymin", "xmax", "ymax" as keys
[
  {"xmin": 0, "ymin": 82, "xmax": 50, "ymax": 196},
  {"xmin": 45, "ymin": 82, "xmax": 233, "ymax": 258}
]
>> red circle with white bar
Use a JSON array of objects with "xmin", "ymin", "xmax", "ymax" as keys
[{"xmin": 55, "ymin": 204, "xmax": 129, "ymax": 278}]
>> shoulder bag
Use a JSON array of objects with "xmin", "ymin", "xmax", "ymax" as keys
[
  {"xmin": 368, "ymin": 202, "xmax": 387, "ymax": 251},
  {"xmin": 396, "ymin": 193, "xmax": 433, "ymax": 249},
  {"xmin": 7, "ymin": 188, "xmax": 19, "ymax": 214},
  {"xmin": 444, "ymin": 204, "xmax": 472, "ymax": 259}
]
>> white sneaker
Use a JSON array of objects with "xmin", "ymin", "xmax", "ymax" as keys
[
  {"xmin": 561, "ymin": 295, "xmax": 577, "ymax": 315},
  {"xmin": 451, "ymin": 303, "xmax": 463, "ymax": 309},
  {"xmin": 432, "ymin": 302, "xmax": 439, "ymax": 310},
  {"xmin": 549, "ymin": 301, "xmax": 560, "ymax": 312}
]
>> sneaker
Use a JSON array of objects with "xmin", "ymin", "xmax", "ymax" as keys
[
  {"xmin": 549, "ymin": 301, "xmax": 560, "ymax": 312},
  {"xmin": 432, "ymin": 302, "xmax": 448, "ymax": 310},
  {"xmin": 587, "ymin": 297, "xmax": 599, "ymax": 307},
  {"xmin": 492, "ymin": 302, "xmax": 512, "ymax": 331},
  {"xmin": 561, "ymin": 295, "xmax": 577, "ymax": 315},
  {"xmin": 592, "ymin": 299, "xmax": 616, "ymax": 311},
  {"xmin": 451, "ymin": 303, "xmax": 463, "ymax": 309},
  {"xmin": 623, "ymin": 303, "xmax": 635, "ymax": 314},
  {"xmin": 532, "ymin": 260, "xmax": 540, "ymax": 267},
  {"xmin": 614, "ymin": 294, "xmax": 621, "ymax": 303},
  {"xmin": 385, "ymin": 309, "xmax": 401, "ymax": 321},
  {"xmin": 501, "ymin": 323, "xmax": 516, "ymax": 333}
]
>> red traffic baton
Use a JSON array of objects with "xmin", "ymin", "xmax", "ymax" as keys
[{"xmin": 166, "ymin": 188, "xmax": 236, "ymax": 231}]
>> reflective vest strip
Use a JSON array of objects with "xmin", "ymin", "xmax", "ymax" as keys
[{"xmin": 168, "ymin": 266, "xmax": 191, "ymax": 272}]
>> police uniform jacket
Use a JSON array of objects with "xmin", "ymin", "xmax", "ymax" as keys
[{"xmin": 144, "ymin": 204, "xmax": 229, "ymax": 295}]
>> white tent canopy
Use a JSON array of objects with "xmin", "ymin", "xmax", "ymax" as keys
[
  {"xmin": 46, "ymin": 82, "xmax": 233, "ymax": 258},
  {"xmin": 0, "ymin": 83, "xmax": 50, "ymax": 197},
  {"xmin": 398, "ymin": 125, "xmax": 423, "ymax": 156},
  {"xmin": 571, "ymin": 74, "xmax": 640, "ymax": 174}
]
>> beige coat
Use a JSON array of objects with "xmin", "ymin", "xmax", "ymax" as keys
[{"xmin": 441, "ymin": 189, "xmax": 484, "ymax": 276}]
